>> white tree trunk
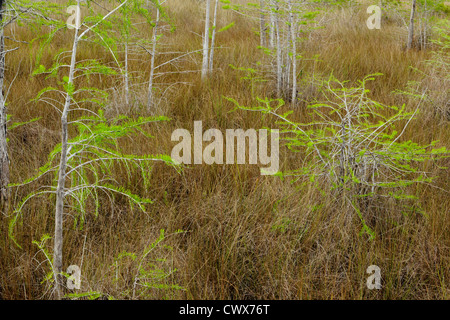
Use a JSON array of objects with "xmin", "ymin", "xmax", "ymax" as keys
[
  {"xmin": 123, "ymin": 1, "xmax": 130, "ymax": 107},
  {"xmin": 423, "ymin": 0, "xmax": 427, "ymax": 50},
  {"xmin": 54, "ymin": 0, "xmax": 81, "ymax": 300},
  {"xmin": 288, "ymin": 0, "xmax": 297, "ymax": 106},
  {"xmin": 407, "ymin": 0, "xmax": 417, "ymax": 50},
  {"xmin": 275, "ymin": 5, "xmax": 282, "ymax": 97},
  {"xmin": 50, "ymin": 0, "xmax": 132, "ymax": 299},
  {"xmin": 124, "ymin": 41, "xmax": 129, "ymax": 106},
  {"xmin": 201, "ymin": 0, "xmax": 211, "ymax": 80},
  {"xmin": 285, "ymin": 34, "xmax": 290, "ymax": 97},
  {"xmin": 209, "ymin": 0, "xmax": 219, "ymax": 73},
  {"xmin": 259, "ymin": 0, "xmax": 266, "ymax": 47},
  {"xmin": 147, "ymin": 5, "xmax": 160, "ymax": 110},
  {"xmin": 269, "ymin": 0, "xmax": 275, "ymax": 48}
]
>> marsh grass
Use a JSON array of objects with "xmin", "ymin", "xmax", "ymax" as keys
[{"xmin": 0, "ymin": 0, "xmax": 448, "ymax": 299}]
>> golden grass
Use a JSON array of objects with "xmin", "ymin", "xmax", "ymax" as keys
[{"xmin": 0, "ymin": 0, "xmax": 448, "ymax": 299}]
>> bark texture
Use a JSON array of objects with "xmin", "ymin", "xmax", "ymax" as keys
[
  {"xmin": 407, "ymin": 0, "xmax": 417, "ymax": 50},
  {"xmin": 0, "ymin": 0, "xmax": 9, "ymax": 211}
]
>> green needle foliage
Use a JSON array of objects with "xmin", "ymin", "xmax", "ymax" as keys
[
  {"xmin": 32, "ymin": 229, "xmax": 184, "ymax": 300},
  {"xmin": 8, "ymin": 0, "xmax": 180, "ymax": 249},
  {"xmin": 9, "ymin": 111, "xmax": 178, "ymax": 246}
]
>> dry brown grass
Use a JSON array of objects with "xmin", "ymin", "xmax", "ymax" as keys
[{"xmin": 0, "ymin": 0, "xmax": 448, "ymax": 299}]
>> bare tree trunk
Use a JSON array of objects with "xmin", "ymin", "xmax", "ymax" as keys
[
  {"xmin": 274, "ymin": 4, "xmax": 282, "ymax": 97},
  {"xmin": 268, "ymin": 0, "xmax": 275, "ymax": 48},
  {"xmin": 54, "ymin": 0, "xmax": 81, "ymax": 299},
  {"xmin": 209, "ymin": 0, "xmax": 219, "ymax": 73},
  {"xmin": 259, "ymin": 0, "xmax": 266, "ymax": 47},
  {"xmin": 147, "ymin": 4, "xmax": 160, "ymax": 110},
  {"xmin": 407, "ymin": 0, "xmax": 417, "ymax": 50},
  {"xmin": 288, "ymin": 0, "xmax": 297, "ymax": 106},
  {"xmin": 123, "ymin": 1, "xmax": 130, "ymax": 107},
  {"xmin": 284, "ymin": 35, "xmax": 290, "ymax": 97},
  {"xmin": 124, "ymin": 41, "xmax": 129, "ymax": 107},
  {"xmin": 54, "ymin": 0, "xmax": 131, "ymax": 299},
  {"xmin": 0, "ymin": 0, "xmax": 9, "ymax": 211},
  {"xmin": 201, "ymin": 0, "xmax": 211, "ymax": 81}
]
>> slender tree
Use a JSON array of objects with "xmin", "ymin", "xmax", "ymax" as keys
[
  {"xmin": 53, "ymin": 0, "xmax": 82, "ymax": 299},
  {"xmin": 259, "ymin": 0, "xmax": 266, "ymax": 47},
  {"xmin": 0, "ymin": 0, "xmax": 60, "ymax": 213},
  {"xmin": 227, "ymin": 74, "xmax": 448, "ymax": 239},
  {"xmin": 253, "ymin": 0, "xmax": 316, "ymax": 103},
  {"xmin": 147, "ymin": 0, "xmax": 161, "ymax": 110},
  {"xmin": 123, "ymin": 1, "xmax": 130, "ymax": 106},
  {"xmin": 274, "ymin": 2, "xmax": 282, "ymax": 96},
  {"xmin": 268, "ymin": 0, "xmax": 276, "ymax": 48},
  {"xmin": 53, "ymin": 0, "xmax": 132, "ymax": 298},
  {"xmin": 7, "ymin": 0, "xmax": 179, "ymax": 299},
  {"xmin": 208, "ymin": 0, "xmax": 219, "ymax": 73},
  {"xmin": 287, "ymin": 0, "xmax": 297, "ymax": 106},
  {"xmin": 0, "ymin": 0, "xmax": 8, "ymax": 210}
]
